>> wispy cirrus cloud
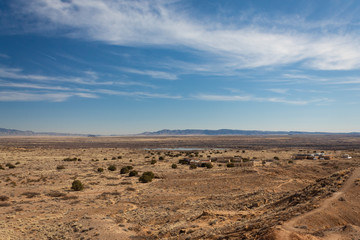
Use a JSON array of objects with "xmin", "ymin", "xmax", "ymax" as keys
[
  {"xmin": 9, "ymin": 0, "xmax": 360, "ymax": 71},
  {"xmin": 0, "ymin": 53, "xmax": 10, "ymax": 59},
  {"xmin": 194, "ymin": 93, "xmax": 330, "ymax": 105},
  {"xmin": 0, "ymin": 91, "xmax": 97, "ymax": 102},
  {"xmin": 119, "ymin": 67, "xmax": 177, "ymax": 80}
]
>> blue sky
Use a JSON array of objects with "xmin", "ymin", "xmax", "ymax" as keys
[{"xmin": 1, "ymin": 0, "xmax": 360, "ymax": 134}]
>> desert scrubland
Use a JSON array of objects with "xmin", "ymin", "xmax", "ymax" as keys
[{"xmin": 0, "ymin": 135, "xmax": 360, "ymax": 239}]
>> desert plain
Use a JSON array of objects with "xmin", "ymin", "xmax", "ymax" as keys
[{"xmin": 0, "ymin": 135, "xmax": 360, "ymax": 240}]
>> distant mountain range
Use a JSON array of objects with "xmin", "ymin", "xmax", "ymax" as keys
[
  {"xmin": 1, "ymin": 127, "xmax": 359, "ymax": 136},
  {"xmin": 140, "ymin": 129, "xmax": 360, "ymax": 136},
  {"xmin": 0, "ymin": 128, "xmax": 85, "ymax": 136}
]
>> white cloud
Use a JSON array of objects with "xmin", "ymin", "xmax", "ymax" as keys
[
  {"xmin": 194, "ymin": 93, "xmax": 329, "ymax": 105},
  {"xmin": 0, "ymin": 91, "xmax": 97, "ymax": 102},
  {"xmin": 15, "ymin": 0, "xmax": 360, "ymax": 70},
  {"xmin": 0, "ymin": 53, "xmax": 9, "ymax": 58},
  {"xmin": 267, "ymin": 88, "xmax": 289, "ymax": 94},
  {"xmin": 96, "ymin": 89, "xmax": 182, "ymax": 99},
  {"xmin": 119, "ymin": 67, "xmax": 177, "ymax": 80}
]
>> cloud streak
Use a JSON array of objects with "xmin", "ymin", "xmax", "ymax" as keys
[
  {"xmin": 12, "ymin": 0, "xmax": 360, "ymax": 71},
  {"xmin": 194, "ymin": 93, "xmax": 330, "ymax": 105}
]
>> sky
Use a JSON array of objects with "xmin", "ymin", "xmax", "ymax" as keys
[{"xmin": 1, "ymin": 0, "xmax": 360, "ymax": 134}]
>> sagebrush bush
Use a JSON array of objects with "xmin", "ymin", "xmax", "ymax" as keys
[
  {"xmin": 63, "ymin": 157, "xmax": 78, "ymax": 162},
  {"xmin": 108, "ymin": 165, "xmax": 116, "ymax": 171},
  {"xmin": 56, "ymin": 165, "xmax": 65, "ymax": 170},
  {"xmin": 6, "ymin": 163, "xmax": 15, "ymax": 169},
  {"xmin": 189, "ymin": 164, "xmax": 197, "ymax": 169},
  {"xmin": 274, "ymin": 156, "xmax": 280, "ymax": 160},
  {"xmin": 97, "ymin": 167, "xmax": 104, "ymax": 172},
  {"xmin": 71, "ymin": 180, "xmax": 84, "ymax": 191},
  {"xmin": 158, "ymin": 156, "xmax": 164, "ymax": 160},
  {"xmin": 0, "ymin": 165, "xmax": 4, "ymax": 170},
  {"xmin": 120, "ymin": 167, "xmax": 130, "ymax": 174},
  {"xmin": 129, "ymin": 170, "xmax": 138, "ymax": 177},
  {"xmin": 139, "ymin": 172, "xmax": 155, "ymax": 183},
  {"xmin": 171, "ymin": 164, "xmax": 177, "ymax": 169},
  {"xmin": 205, "ymin": 163, "xmax": 213, "ymax": 169},
  {"xmin": 151, "ymin": 160, "xmax": 157, "ymax": 165},
  {"xmin": 227, "ymin": 163, "xmax": 235, "ymax": 168}
]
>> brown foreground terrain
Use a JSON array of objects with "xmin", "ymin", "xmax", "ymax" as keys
[{"xmin": 0, "ymin": 135, "xmax": 360, "ymax": 239}]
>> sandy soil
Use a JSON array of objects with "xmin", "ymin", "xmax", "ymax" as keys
[{"xmin": 0, "ymin": 136, "xmax": 359, "ymax": 239}]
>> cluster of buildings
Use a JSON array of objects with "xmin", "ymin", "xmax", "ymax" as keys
[{"xmin": 180, "ymin": 156, "xmax": 254, "ymax": 167}]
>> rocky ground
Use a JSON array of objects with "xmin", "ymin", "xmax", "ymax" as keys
[{"xmin": 0, "ymin": 136, "xmax": 359, "ymax": 239}]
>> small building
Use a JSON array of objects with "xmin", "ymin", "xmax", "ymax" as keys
[{"xmin": 342, "ymin": 154, "xmax": 352, "ymax": 159}]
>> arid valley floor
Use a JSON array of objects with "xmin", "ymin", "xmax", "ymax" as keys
[{"xmin": 1, "ymin": 135, "xmax": 360, "ymax": 240}]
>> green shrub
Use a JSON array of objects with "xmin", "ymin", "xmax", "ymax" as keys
[
  {"xmin": 139, "ymin": 172, "xmax": 155, "ymax": 183},
  {"xmin": 205, "ymin": 163, "xmax": 213, "ymax": 169},
  {"xmin": 189, "ymin": 164, "xmax": 197, "ymax": 169},
  {"xmin": 171, "ymin": 164, "xmax": 177, "ymax": 169},
  {"xmin": 120, "ymin": 167, "xmax": 130, "ymax": 174},
  {"xmin": 97, "ymin": 167, "xmax": 104, "ymax": 172},
  {"xmin": 129, "ymin": 170, "xmax": 138, "ymax": 177},
  {"xmin": 108, "ymin": 165, "xmax": 116, "ymax": 171},
  {"xmin": 0, "ymin": 195, "xmax": 9, "ymax": 201},
  {"xmin": 227, "ymin": 163, "xmax": 235, "ymax": 168},
  {"xmin": 6, "ymin": 163, "xmax": 15, "ymax": 169},
  {"xmin": 71, "ymin": 180, "xmax": 84, "ymax": 191},
  {"xmin": 126, "ymin": 166, "xmax": 133, "ymax": 170},
  {"xmin": 159, "ymin": 156, "xmax": 164, "ymax": 160},
  {"xmin": 56, "ymin": 165, "xmax": 65, "ymax": 170},
  {"xmin": 63, "ymin": 157, "xmax": 78, "ymax": 162},
  {"xmin": 151, "ymin": 160, "xmax": 157, "ymax": 165},
  {"xmin": 117, "ymin": 156, "xmax": 122, "ymax": 159}
]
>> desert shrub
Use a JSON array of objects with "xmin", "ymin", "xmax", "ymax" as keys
[
  {"xmin": 151, "ymin": 160, "xmax": 157, "ymax": 165},
  {"xmin": 129, "ymin": 170, "xmax": 138, "ymax": 177},
  {"xmin": 6, "ymin": 163, "xmax": 15, "ymax": 169},
  {"xmin": 117, "ymin": 156, "xmax": 122, "ymax": 159},
  {"xmin": 0, "ymin": 195, "xmax": 9, "ymax": 201},
  {"xmin": 274, "ymin": 156, "xmax": 280, "ymax": 160},
  {"xmin": 129, "ymin": 160, "xmax": 133, "ymax": 162},
  {"xmin": 171, "ymin": 164, "xmax": 177, "ymax": 169},
  {"xmin": 46, "ymin": 191, "xmax": 67, "ymax": 198},
  {"xmin": 97, "ymin": 167, "xmax": 104, "ymax": 173},
  {"xmin": 139, "ymin": 171, "xmax": 155, "ymax": 183},
  {"xmin": 104, "ymin": 158, "xmax": 107, "ymax": 160},
  {"xmin": 15, "ymin": 161, "xmax": 20, "ymax": 165},
  {"xmin": 108, "ymin": 165, "xmax": 116, "ymax": 171},
  {"xmin": 71, "ymin": 180, "xmax": 84, "ymax": 191},
  {"xmin": 288, "ymin": 160, "xmax": 293, "ymax": 164},
  {"xmin": 242, "ymin": 158, "xmax": 250, "ymax": 162},
  {"xmin": 112, "ymin": 157, "xmax": 116, "ymax": 160},
  {"xmin": 120, "ymin": 167, "xmax": 130, "ymax": 174},
  {"xmin": 63, "ymin": 157, "xmax": 78, "ymax": 162},
  {"xmin": 242, "ymin": 150, "xmax": 246, "ymax": 153},
  {"xmin": 21, "ymin": 192, "xmax": 40, "ymax": 198},
  {"xmin": 56, "ymin": 165, "xmax": 65, "ymax": 170},
  {"xmin": 227, "ymin": 163, "xmax": 235, "ymax": 168},
  {"xmin": 126, "ymin": 166, "xmax": 133, "ymax": 170},
  {"xmin": 126, "ymin": 187, "xmax": 136, "ymax": 191},
  {"xmin": 189, "ymin": 164, "xmax": 197, "ymax": 169},
  {"xmin": 158, "ymin": 156, "xmax": 164, "ymax": 161},
  {"xmin": 205, "ymin": 163, "xmax": 213, "ymax": 169},
  {"xmin": 0, "ymin": 165, "xmax": 4, "ymax": 170}
]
